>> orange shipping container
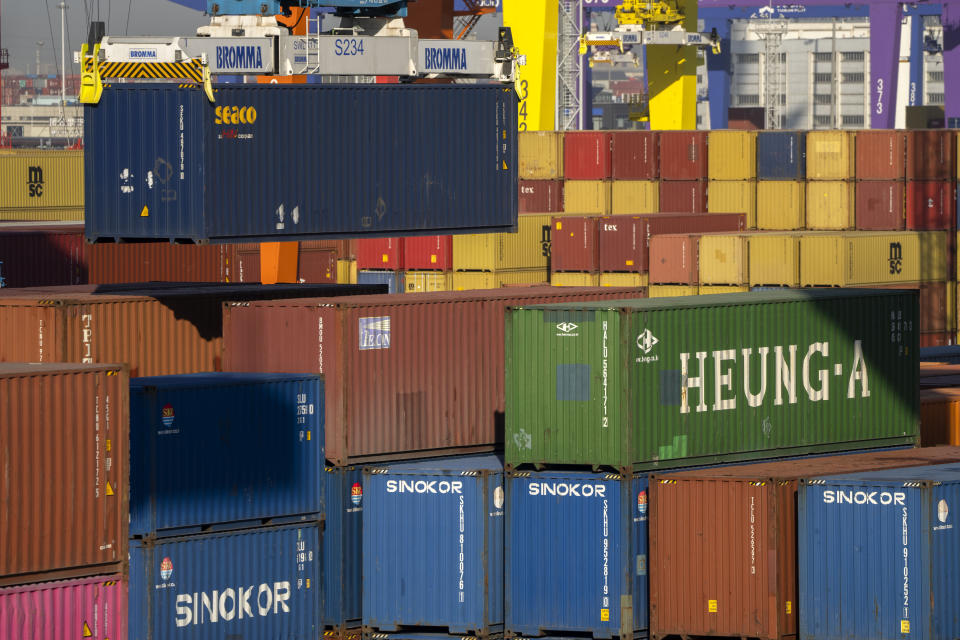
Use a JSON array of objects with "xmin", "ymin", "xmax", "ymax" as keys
[{"xmin": 920, "ymin": 388, "xmax": 960, "ymax": 446}]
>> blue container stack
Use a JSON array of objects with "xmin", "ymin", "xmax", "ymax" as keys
[
  {"xmin": 323, "ymin": 465, "xmax": 364, "ymax": 632},
  {"xmin": 756, "ymin": 131, "xmax": 806, "ymax": 180}
]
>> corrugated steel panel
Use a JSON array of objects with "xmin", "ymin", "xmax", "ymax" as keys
[
  {"xmin": 806, "ymin": 181, "xmax": 856, "ymax": 230},
  {"xmin": 551, "ymin": 272, "xmax": 600, "ymax": 286},
  {"xmin": 0, "ymin": 223, "xmax": 87, "ymax": 287},
  {"xmin": 807, "ymin": 131, "xmax": 856, "ymax": 180},
  {"xmin": 358, "ymin": 238, "xmax": 404, "ymax": 271},
  {"xmin": 129, "ymin": 373, "xmax": 324, "ymax": 538},
  {"xmin": 506, "ymin": 471, "xmax": 647, "ymax": 638},
  {"xmin": 564, "ymin": 180, "xmax": 611, "ymax": 215},
  {"xmin": 651, "ymin": 448, "xmax": 960, "ymax": 640},
  {"xmin": 85, "ymin": 84, "xmax": 517, "ymax": 242},
  {"xmin": 88, "ymin": 242, "xmax": 232, "ymax": 284},
  {"xmin": 0, "ymin": 150, "xmax": 83, "ymax": 211},
  {"xmin": 854, "ymin": 282, "xmax": 950, "ymax": 333},
  {"xmin": 920, "ymin": 388, "xmax": 960, "ymax": 446},
  {"xmin": 799, "ymin": 232, "xmax": 947, "ymax": 286},
  {"xmin": 659, "ymin": 131, "xmax": 707, "ymax": 180},
  {"xmin": 404, "ymin": 236, "xmax": 453, "ymax": 270},
  {"xmin": 519, "ymin": 180, "xmax": 563, "ymax": 213},
  {"xmin": 611, "ymin": 131, "xmax": 658, "ymax": 180},
  {"xmin": 906, "ymin": 129, "xmax": 955, "ymax": 181},
  {"xmin": 707, "ymin": 130, "xmax": 757, "ymax": 180},
  {"xmin": 707, "ymin": 181, "xmax": 757, "ymax": 228},
  {"xmin": 323, "ymin": 466, "xmax": 363, "ymax": 632},
  {"xmin": 600, "ymin": 272, "xmax": 648, "ymax": 287},
  {"xmin": 920, "ymin": 331, "xmax": 954, "ymax": 347},
  {"xmin": 643, "ymin": 214, "xmax": 745, "ymax": 273},
  {"xmin": 598, "ymin": 216, "xmax": 644, "ymax": 273},
  {"xmin": 648, "ymin": 285, "xmax": 697, "ymax": 297},
  {"xmin": 756, "ymin": 131, "xmax": 805, "ymax": 181},
  {"xmin": 453, "ymin": 215, "xmax": 549, "ymax": 272},
  {"xmin": 659, "ymin": 180, "xmax": 706, "ymax": 213},
  {"xmin": 0, "ymin": 206, "xmax": 83, "ymax": 222},
  {"xmin": 698, "ymin": 233, "xmax": 748, "ymax": 285},
  {"xmin": 0, "ymin": 575, "xmax": 127, "ymax": 640},
  {"xmin": 611, "ymin": 181, "xmax": 659, "ymax": 215},
  {"xmin": 519, "ymin": 131, "xmax": 563, "ymax": 180},
  {"xmin": 649, "ymin": 234, "xmax": 699, "ymax": 285},
  {"xmin": 358, "ymin": 270, "xmax": 405, "ymax": 294},
  {"xmin": 222, "ymin": 288, "xmax": 647, "ymax": 464},
  {"xmin": 748, "ymin": 233, "xmax": 800, "ymax": 287},
  {"xmin": 453, "ymin": 271, "xmax": 497, "ymax": 290},
  {"xmin": 563, "ymin": 132, "xmax": 613, "ymax": 180},
  {"xmin": 550, "ymin": 216, "xmax": 599, "ymax": 273},
  {"xmin": 856, "ymin": 181, "xmax": 905, "ymax": 230},
  {"xmin": 855, "ymin": 130, "xmax": 907, "ymax": 180},
  {"xmin": 0, "ymin": 364, "xmax": 128, "ymax": 585},
  {"xmin": 906, "ymin": 181, "xmax": 956, "ymax": 230},
  {"xmin": 699, "ymin": 284, "xmax": 749, "ymax": 294},
  {"xmin": 403, "ymin": 271, "xmax": 451, "ymax": 292},
  {"xmin": 757, "ymin": 181, "xmax": 805, "ymax": 229},
  {"xmin": 799, "ymin": 463, "xmax": 960, "ymax": 640},
  {"xmin": 129, "ymin": 523, "xmax": 321, "ymax": 638},
  {"xmin": 505, "ymin": 289, "xmax": 920, "ymax": 471},
  {"xmin": 227, "ymin": 244, "xmax": 338, "ymax": 284},
  {"xmin": 363, "ymin": 455, "xmax": 503, "ymax": 635}
]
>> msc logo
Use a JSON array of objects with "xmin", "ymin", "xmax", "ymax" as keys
[
  {"xmin": 889, "ymin": 242, "xmax": 903, "ymax": 274},
  {"xmin": 214, "ymin": 106, "xmax": 258, "ymax": 125},
  {"xmin": 27, "ymin": 166, "xmax": 44, "ymax": 198}
]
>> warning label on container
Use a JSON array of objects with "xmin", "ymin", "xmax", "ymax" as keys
[
  {"xmin": 600, "ymin": 609, "xmax": 609, "ymax": 622},
  {"xmin": 901, "ymin": 620, "xmax": 910, "ymax": 634},
  {"xmin": 708, "ymin": 600, "xmax": 718, "ymax": 613}
]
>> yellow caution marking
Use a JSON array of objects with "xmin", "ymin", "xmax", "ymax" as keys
[
  {"xmin": 100, "ymin": 60, "xmax": 203, "ymax": 83},
  {"xmin": 503, "ymin": 160, "xmax": 509, "ymax": 170},
  {"xmin": 83, "ymin": 621, "xmax": 93, "ymax": 637},
  {"xmin": 786, "ymin": 601, "xmax": 792, "ymax": 614},
  {"xmin": 105, "ymin": 481, "xmax": 115, "ymax": 497},
  {"xmin": 141, "ymin": 206, "xmax": 149, "ymax": 217},
  {"xmin": 901, "ymin": 620, "xmax": 910, "ymax": 634},
  {"xmin": 106, "ymin": 439, "xmax": 111, "ymax": 452},
  {"xmin": 307, "ymin": 431, "xmax": 311, "ymax": 441},
  {"xmin": 600, "ymin": 609, "xmax": 609, "ymax": 622},
  {"xmin": 708, "ymin": 599, "xmax": 718, "ymax": 613},
  {"xmin": 306, "ymin": 578, "xmax": 311, "ymax": 588},
  {"xmin": 431, "ymin": 255, "xmax": 437, "ymax": 264}
]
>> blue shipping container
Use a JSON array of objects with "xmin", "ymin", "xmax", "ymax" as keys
[
  {"xmin": 323, "ymin": 465, "xmax": 363, "ymax": 632},
  {"xmin": 129, "ymin": 523, "xmax": 321, "ymax": 639},
  {"xmin": 506, "ymin": 471, "xmax": 647, "ymax": 639},
  {"xmin": 363, "ymin": 454, "xmax": 504, "ymax": 635},
  {"xmin": 357, "ymin": 270, "xmax": 405, "ymax": 295},
  {"xmin": 799, "ymin": 464, "xmax": 960, "ymax": 640},
  {"xmin": 130, "ymin": 373, "xmax": 324, "ymax": 537},
  {"xmin": 85, "ymin": 83, "xmax": 518, "ymax": 243},
  {"xmin": 756, "ymin": 131, "xmax": 806, "ymax": 180}
]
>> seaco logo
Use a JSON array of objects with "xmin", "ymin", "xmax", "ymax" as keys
[
  {"xmin": 216, "ymin": 45, "xmax": 264, "ymax": 70},
  {"xmin": 175, "ymin": 581, "xmax": 291, "ymax": 627},
  {"xmin": 214, "ymin": 105, "xmax": 258, "ymax": 125},
  {"xmin": 822, "ymin": 490, "xmax": 906, "ymax": 506},
  {"xmin": 424, "ymin": 47, "xmax": 469, "ymax": 71},
  {"xmin": 528, "ymin": 482, "xmax": 607, "ymax": 497},
  {"xmin": 386, "ymin": 479, "xmax": 463, "ymax": 494}
]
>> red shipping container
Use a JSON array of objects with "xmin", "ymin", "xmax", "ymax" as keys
[
  {"xmin": 519, "ymin": 180, "xmax": 564, "ymax": 213},
  {"xmin": 0, "ymin": 223, "xmax": 87, "ymax": 287},
  {"xmin": 550, "ymin": 216, "xmax": 599, "ymax": 272},
  {"xmin": 598, "ymin": 213, "xmax": 745, "ymax": 273},
  {"xmin": 854, "ymin": 181, "xmax": 905, "ymax": 230},
  {"xmin": 403, "ymin": 235, "xmax": 453, "ymax": 270},
  {"xmin": 611, "ymin": 131, "xmax": 659, "ymax": 180},
  {"xmin": 921, "ymin": 331, "xmax": 954, "ymax": 347},
  {"xmin": 357, "ymin": 238, "xmax": 403, "ymax": 270},
  {"xmin": 905, "ymin": 181, "xmax": 956, "ymax": 230},
  {"xmin": 89, "ymin": 242, "xmax": 232, "ymax": 284},
  {"xmin": 563, "ymin": 131, "xmax": 613, "ymax": 180},
  {"xmin": 659, "ymin": 131, "xmax": 708, "ymax": 180},
  {"xmin": 855, "ymin": 130, "xmax": 906, "ymax": 180},
  {"xmin": 906, "ymin": 129, "xmax": 955, "ymax": 180},
  {"xmin": 649, "ymin": 233, "xmax": 699, "ymax": 284},
  {"xmin": 0, "ymin": 575, "xmax": 127, "ymax": 639},
  {"xmin": 659, "ymin": 180, "xmax": 707, "ymax": 213},
  {"xmin": 0, "ymin": 364, "xmax": 129, "ymax": 585},
  {"xmin": 222, "ymin": 288, "xmax": 648, "ymax": 465}
]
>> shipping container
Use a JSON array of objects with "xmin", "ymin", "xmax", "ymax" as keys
[
  {"xmin": 223, "ymin": 288, "xmax": 647, "ymax": 464},
  {"xmin": 648, "ymin": 284, "xmax": 698, "ymax": 297},
  {"xmin": 921, "ymin": 331, "xmax": 954, "ymax": 347},
  {"xmin": 88, "ymin": 242, "xmax": 233, "ymax": 284},
  {"xmin": 453, "ymin": 271, "xmax": 498, "ymax": 290},
  {"xmin": 0, "ymin": 207, "xmax": 84, "ymax": 222},
  {"xmin": 0, "ymin": 364, "xmax": 128, "ymax": 585},
  {"xmin": 906, "ymin": 129, "xmax": 955, "ymax": 181},
  {"xmin": 855, "ymin": 181, "xmax": 905, "ymax": 230},
  {"xmin": 699, "ymin": 284, "xmax": 750, "ymax": 294},
  {"xmin": 129, "ymin": 373, "xmax": 324, "ymax": 538},
  {"xmin": 649, "ymin": 233, "xmax": 699, "ymax": 285},
  {"xmin": 707, "ymin": 181, "xmax": 757, "ymax": 228},
  {"xmin": 698, "ymin": 233, "xmax": 748, "ymax": 285},
  {"xmin": 659, "ymin": 131, "xmax": 707, "ymax": 180},
  {"xmin": 600, "ymin": 272, "xmax": 648, "ymax": 287},
  {"xmin": 807, "ymin": 130, "xmax": 856, "ymax": 180},
  {"xmin": 649, "ymin": 448, "xmax": 960, "ymax": 640},
  {"xmin": 226, "ymin": 241, "xmax": 343, "ymax": 285},
  {"xmin": 756, "ymin": 131, "xmax": 806, "ymax": 180},
  {"xmin": 748, "ymin": 233, "xmax": 800, "ymax": 287},
  {"xmin": 707, "ymin": 130, "xmax": 757, "ymax": 180},
  {"xmin": 129, "ymin": 523, "xmax": 321, "ymax": 638},
  {"xmin": 506, "ymin": 471, "xmax": 647, "ymax": 639},
  {"xmin": 611, "ymin": 130, "xmax": 658, "ymax": 180},
  {"xmin": 611, "ymin": 180, "xmax": 659, "ymax": 215},
  {"xmin": 505, "ymin": 289, "xmax": 919, "ymax": 471},
  {"xmin": 659, "ymin": 180, "xmax": 707, "ymax": 213},
  {"xmin": 550, "ymin": 216, "xmax": 598, "ymax": 272},
  {"xmin": 551, "ymin": 272, "xmax": 600, "ymax": 286},
  {"xmin": 806, "ymin": 181, "xmax": 856, "ymax": 229},
  {"xmin": 906, "ymin": 181, "xmax": 956, "ymax": 230},
  {"xmin": 0, "ymin": 150, "xmax": 83, "ymax": 213},
  {"xmin": 855, "ymin": 130, "xmax": 907, "ymax": 180},
  {"xmin": 324, "ymin": 466, "xmax": 363, "ymax": 632},
  {"xmin": 338, "ymin": 259, "xmax": 358, "ymax": 284},
  {"xmin": 358, "ymin": 238, "xmax": 404, "ymax": 271},
  {"xmin": 403, "ymin": 271, "xmax": 451, "ymax": 292},
  {"xmin": 363, "ymin": 455, "xmax": 503, "ymax": 636},
  {"xmin": 519, "ymin": 180, "xmax": 564, "ymax": 213},
  {"xmin": 359, "ymin": 270, "xmax": 405, "ymax": 294},
  {"xmin": 757, "ymin": 181, "xmax": 805, "ymax": 229},
  {"xmin": 85, "ymin": 84, "xmax": 517, "ymax": 242},
  {"xmin": 565, "ymin": 180, "xmax": 611, "ymax": 215},
  {"xmin": 920, "ymin": 388, "xmax": 960, "ymax": 446},
  {"xmin": 0, "ymin": 575, "xmax": 127, "ymax": 640},
  {"xmin": 0, "ymin": 223, "xmax": 87, "ymax": 287},
  {"xmin": 519, "ymin": 131, "xmax": 563, "ymax": 180},
  {"xmin": 404, "ymin": 236, "xmax": 453, "ymax": 271},
  {"xmin": 799, "ymin": 231, "xmax": 947, "ymax": 286},
  {"xmin": 799, "ymin": 463, "xmax": 960, "ymax": 640},
  {"xmin": 564, "ymin": 131, "xmax": 613, "ymax": 180},
  {"xmin": 853, "ymin": 282, "xmax": 951, "ymax": 333},
  {"xmin": 453, "ymin": 215, "xmax": 550, "ymax": 272}
]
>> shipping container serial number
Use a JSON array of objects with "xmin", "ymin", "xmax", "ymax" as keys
[
  {"xmin": 334, "ymin": 39, "xmax": 365, "ymax": 56},
  {"xmin": 517, "ymin": 79, "xmax": 529, "ymax": 131}
]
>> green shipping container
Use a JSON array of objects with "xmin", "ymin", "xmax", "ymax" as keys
[{"xmin": 505, "ymin": 289, "xmax": 919, "ymax": 471}]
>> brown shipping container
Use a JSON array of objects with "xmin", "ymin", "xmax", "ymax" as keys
[
  {"xmin": 905, "ymin": 180, "xmax": 956, "ymax": 230},
  {"xmin": 611, "ymin": 131, "xmax": 659, "ymax": 180},
  {"xmin": 0, "ymin": 223, "xmax": 87, "ymax": 287},
  {"xmin": 649, "ymin": 233, "xmax": 699, "ymax": 285},
  {"xmin": 89, "ymin": 243, "xmax": 233, "ymax": 284},
  {"xmin": 222, "ymin": 288, "xmax": 648, "ymax": 464},
  {"xmin": 564, "ymin": 131, "xmax": 613, "ymax": 180},
  {"xmin": 855, "ymin": 181, "xmax": 905, "ymax": 230},
  {"xmin": 518, "ymin": 180, "xmax": 564, "ymax": 213},
  {"xmin": 921, "ymin": 331, "xmax": 954, "ymax": 347},
  {"xmin": 550, "ymin": 216, "xmax": 599, "ymax": 272},
  {"xmin": 659, "ymin": 131, "xmax": 708, "ymax": 180},
  {"xmin": 855, "ymin": 130, "xmax": 906, "ymax": 180},
  {"xmin": 906, "ymin": 129, "xmax": 955, "ymax": 180},
  {"xmin": 659, "ymin": 181, "xmax": 707, "ymax": 213},
  {"xmin": 0, "ymin": 363, "xmax": 129, "ymax": 586},
  {"xmin": 854, "ymin": 281, "xmax": 949, "ymax": 332},
  {"xmin": 649, "ymin": 447, "xmax": 960, "ymax": 640}
]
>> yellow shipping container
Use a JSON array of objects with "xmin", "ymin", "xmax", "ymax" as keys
[
  {"xmin": 0, "ymin": 150, "xmax": 83, "ymax": 211},
  {"xmin": 806, "ymin": 130, "xmax": 856, "ymax": 180},
  {"xmin": 611, "ymin": 181, "xmax": 659, "ymax": 215},
  {"xmin": 649, "ymin": 285, "xmax": 699, "ymax": 297},
  {"xmin": 564, "ymin": 181, "xmax": 611, "ymax": 215},
  {"xmin": 799, "ymin": 231, "xmax": 947, "ymax": 286},
  {"xmin": 404, "ymin": 271, "xmax": 452, "ymax": 292},
  {"xmin": 757, "ymin": 181, "xmax": 805, "ymax": 230},
  {"xmin": 498, "ymin": 268, "xmax": 548, "ymax": 287},
  {"xmin": 698, "ymin": 233, "xmax": 749, "ymax": 285},
  {"xmin": 337, "ymin": 259, "xmax": 358, "ymax": 284},
  {"xmin": 599, "ymin": 272, "xmax": 649, "ymax": 287},
  {"xmin": 708, "ymin": 181, "xmax": 757, "ymax": 228},
  {"xmin": 748, "ymin": 233, "xmax": 801, "ymax": 287},
  {"xmin": 519, "ymin": 131, "xmax": 564, "ymax": 180},
  {"xmin": 707, "ymin": 130, "xmax": 757, "ymax": 180},
  {"xmin": 552, "ymin": 272, "xmax": 599, "ymax": 287},
  {"xmin": 0, "ymin": 207, "xmax": 84, "ymax": 221},
  {"xmin": 698, "ymin": 285, "xmax": 750, "ymax": 295},
  {"xmin": 452, "ymin": 214, "xmax": 550, "ymax": 272},
  {"xmin": 806, "ymin": 181, "xmax": 856, "ymax": 230},
  {"xmin": 452, "ymin": 271, "xmax": 497, "ymax": 291},
  {"xmin": 920, "ymin": 231, "xmax": 948, "ymax": 282}
]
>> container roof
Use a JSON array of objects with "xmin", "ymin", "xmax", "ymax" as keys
[
  {"xmin": 813, "ymin": 461, "xmax": 960, "ymax": 484},
  {"xmin": 368, "ymin": 453, "xmax": 504, "ymax": 474},
  {"xmin": 0, "ymin": 362, "xmax": 125, "ymax": 376}
]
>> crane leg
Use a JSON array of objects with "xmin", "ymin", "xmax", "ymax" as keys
[
  {"xmin": 503, "ymin": 0, "xmax": 559, "ymax": 131},
  {"xmin": 646, "ymin": 45, "xmax": 698, "ymax": 130}
]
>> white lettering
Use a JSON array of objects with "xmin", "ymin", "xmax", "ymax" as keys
[
  {"xmin": 528, "ymin": 482, "xmax": 607, "ymax": 498},
  {"xmin": 175, "ymin": 594, "xmax": 192, "ymax": 627},
  {"xmin": 385, "ymin": 479, "xmax": 464, "ymax": 494},
  {"xmin": 846, "ymin": 340, "xmax": 871, "ymax": 399},
  {"xmin": 712, "ymin": 349, "xmax": 737, "ymax": 411},
  {"xmin": 774, "ymin": 345, "xmax": 797, "ymax": 406},
  {"xmin": 802, "ymin": 342, "xmax": 829, "ymax": 402},
  {"xmin": 681, "ymin": 351, "xmax": 708, "ymax": 414},
  {"xmin": 822, "ymin": 490, "xmax": 905, "ymax": 505},
  {"xmin": 742, "ymin": 347, "xmax": 769, "ymax": 407}
]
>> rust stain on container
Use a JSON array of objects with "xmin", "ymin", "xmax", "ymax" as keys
[{"xmin": 0, "ymin": 363, "xmax": 129, "ymax": 586}]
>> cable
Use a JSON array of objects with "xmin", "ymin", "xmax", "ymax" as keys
[
  {"xmin": 125, "ymin": 0, "xmax": 133, "ymax": 35},
  {"xmin": 45, "ymin": 0, "xmax": 62, "ymax": 77}
]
